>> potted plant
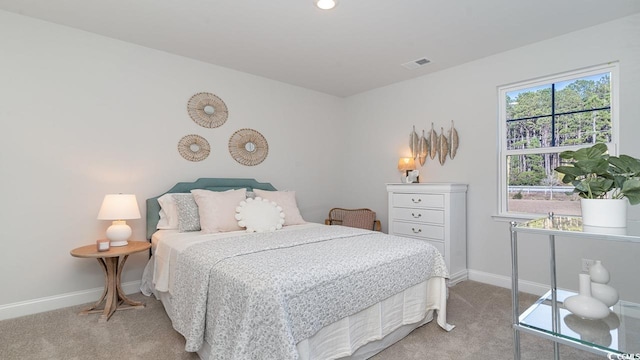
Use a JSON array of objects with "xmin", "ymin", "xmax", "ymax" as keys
[{"xmin": 554, "ymin": 142, "xmax": 640, "ymax": 227}]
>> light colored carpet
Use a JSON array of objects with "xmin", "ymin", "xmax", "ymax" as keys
[
  {"xmin": 371, "ymin": 281, "xmax": 601, "ymax": 360},
  {"xmin": 0, "ymin": 281, "xmax": 602, "ymax": 360}
]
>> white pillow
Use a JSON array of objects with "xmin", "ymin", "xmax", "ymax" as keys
[
  {"xmin": 235, "ymin": 197, "xmax": 285, "ymax": 233},
  {"xmin": 191, "ymin": 188, "xmax": 247, "ymax": 233},
  {"xmin": 253, "ymin": 189, "xmax": 306, "ymax": 226},
  {"xmin": 157, "ymin": 193, "xmax": 191, "ymax": 230}
]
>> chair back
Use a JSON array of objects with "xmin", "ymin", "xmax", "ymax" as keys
[{"xmin": 325, "ymin": 208, "xmax": 381, "ymax": 231}]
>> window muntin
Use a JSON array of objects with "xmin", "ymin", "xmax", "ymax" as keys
[
  {"xmin": 498, "ymin": 63, "xmax": 618, "ymax": 217},
  {"xmin": 506, "ymin": 73, "xmax": 611, "ymax": 150}
]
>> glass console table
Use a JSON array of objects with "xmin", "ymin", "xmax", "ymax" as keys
[{"xmin": 510, "ymin": 215, "xmax": 640, "ymax": 360}]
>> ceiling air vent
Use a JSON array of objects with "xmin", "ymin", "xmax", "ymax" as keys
[{"xmin": 401, "ymin": 57, "xmax": 431, "ymax": 70}]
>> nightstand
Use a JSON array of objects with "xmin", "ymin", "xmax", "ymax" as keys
[{"xmin": 70, "ymin": 240, "xmax": 151, "ymax": 322}]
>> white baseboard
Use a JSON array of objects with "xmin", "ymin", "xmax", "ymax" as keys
[
  {"xmin": 0, "ymin": 281, "xmax": 142, "ymax": 321},
  {"xmin": 449, "ymin": 269, "xmax": 468, "ymax": 286},
  {"xmin": 467, "ymin": 269, "xmax": 549, "ymax": 296}
]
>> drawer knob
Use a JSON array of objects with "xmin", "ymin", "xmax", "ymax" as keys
[
  {"xmin": 411, "ymin": 198, "xmax": 422, "ymax": 204},
  {"xmin": 411, "ymin": 228, "xmax": 422, "ymax": 234},
  {"xmin": 411, "ymin": 213, "xmax": 422, "ymax": 218}
]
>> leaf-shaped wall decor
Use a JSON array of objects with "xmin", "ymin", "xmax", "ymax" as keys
[
  {"xmin": 409, "ymin": 125, "xmax": 419, "ymax": 159},
  {"xmin": 438, "ymin": 127, "xmax": 449, "ymax": 165},
  {"xmin": 418, "ymin": 130, "xmax": 428, "ymax": 166},
  {"xmin": 429, "ymin": 123, "xmax": 438, "ymax": 160},
  {"xmin": 449, "ymin": 120, "xmax": 459, "ymax": 159}
]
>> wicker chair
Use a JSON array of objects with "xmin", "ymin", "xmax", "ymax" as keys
[{"xmin": 325, "ymin": 208, "xmax": 382, "ymax": 231}]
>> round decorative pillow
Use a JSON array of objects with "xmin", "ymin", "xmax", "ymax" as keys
[{"xmin": 235, "ymin": 197, "xmax": 285, "ymax": 233}]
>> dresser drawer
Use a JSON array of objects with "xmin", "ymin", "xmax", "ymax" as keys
[
  {"xmin": 391, "ymin": 208, "xmax": 444, "ymax": 224},
  {"xmin": 392, "ymin": 193, "xmax": 444, "ymax": 208},
  {"xmin": 391, "ymin": 221, "xmax": 444, "ymax": 240}
]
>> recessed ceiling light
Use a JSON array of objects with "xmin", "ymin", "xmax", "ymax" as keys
[{"xmin": 316, "ymin": 0, "xmax": 337, "ymax": 10}]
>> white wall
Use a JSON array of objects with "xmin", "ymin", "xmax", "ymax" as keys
[
  {"xmin": 2, "ymin": 10, "xmax": 639, "ymax": 319},
  {"xmin": 343, "ymin": 14, "xmax": 640, "ymax": 302},
  {"xmin": 0, "ymin": 10, "xmax": 345, "ymax": 317}
]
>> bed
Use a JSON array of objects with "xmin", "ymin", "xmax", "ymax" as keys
[{"xmin": 140, "ymin": 178, "xmax": 453, "ymax": 360}]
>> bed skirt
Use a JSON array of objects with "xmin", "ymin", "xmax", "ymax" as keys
[{"xmin": 142, "ymin": 259, "xmax": 451, "ymax": 360}]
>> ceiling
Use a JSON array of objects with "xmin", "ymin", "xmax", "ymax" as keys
[{"xmin": 2, "ymin": 0, "xmax": 640, "ymax": 97}]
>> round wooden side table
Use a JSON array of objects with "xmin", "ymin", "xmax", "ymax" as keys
[{"xmin": 70, "ymin": 240, "xmax": 151, "ymax": 323}]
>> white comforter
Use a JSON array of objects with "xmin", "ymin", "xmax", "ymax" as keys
[{"xmin": 146, "ymin": 224, "xmax": 450, "ymax": 360}]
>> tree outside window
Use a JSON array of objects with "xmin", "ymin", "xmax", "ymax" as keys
[{"xmin": 498, "ymin": 63, "xmax": 619, "ymax": 217}]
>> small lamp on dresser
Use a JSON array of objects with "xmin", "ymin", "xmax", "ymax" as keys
[
  {"xmin": 97, "ymin": 194, "xmax": 141, "ymax": 247},
  {"xmin": 397, "ymin": 157, "xmax": 416, "ymax": 183}
]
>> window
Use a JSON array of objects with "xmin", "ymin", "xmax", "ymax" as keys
[{"xmin": 498, "ymin": 63, "xmax": 619, "ymax": 217}]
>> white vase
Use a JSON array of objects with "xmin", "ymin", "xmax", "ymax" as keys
[
  {"xmin": 589, "ymin": 260, "xmax": 610, "ymax": 284},
  {"xmin": 580, "ymin": 198, "xmax": 627, "ymax": 228},
  {"xmin": 591, "ymin": 282, "xmax": 619, "ymax": 307},
  {"xmin": 564, "ymin": 273, "xmax": 610, "ymax": 320}
]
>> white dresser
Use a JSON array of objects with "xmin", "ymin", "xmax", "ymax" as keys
[{"xmin": 386, "ymin": 183, "xmax": 468, "ymax": 284}]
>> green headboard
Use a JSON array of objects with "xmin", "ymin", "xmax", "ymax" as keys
[{"xmin": 146, "ymin": 178, "xmax": 277, "ymax": 240}]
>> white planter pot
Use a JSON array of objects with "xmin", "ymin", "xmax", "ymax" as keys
[{"xmin": 580, "ymin": 198, "xmax": 627, "ymax": 228}]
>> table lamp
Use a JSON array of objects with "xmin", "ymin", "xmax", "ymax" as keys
[
  {"xmin": 397, "ymin": 157, "xmax": 416, "ymax": 182},
  {"xmin": 97, "ymin": 194, "xmax": 141, "ymax": 247}
]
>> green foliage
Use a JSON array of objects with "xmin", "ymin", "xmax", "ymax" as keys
[
  {"xmin": 506, "ymin": 73, "xmax": 612, "ymax": 188},
  {"xmin": 507, "ymin": 75, "xmax": 611, "ymax": 147},
  {"xmin": 512, "ymin": 192, "xmax": 523, "ymax": 200},
  {"xmin": 510, "ymin": 170, "xmax": 545, "ymax": 186},
  {"xmin": 554, "ymin": 143, "xmax": 640, "ymax": 205}
]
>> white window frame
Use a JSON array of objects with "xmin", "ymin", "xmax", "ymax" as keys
[{"xmin": 497, "ymin": 62, "xmax": 620, "ymax": 219}]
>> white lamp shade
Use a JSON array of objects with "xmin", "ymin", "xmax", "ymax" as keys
[
  {"xmin": 397, "ymin": 157, "xmax": 416, "ymax": 171},
  {"xmin": 97, "ymin": 194, "xmax": 141, "ymax": 220}
]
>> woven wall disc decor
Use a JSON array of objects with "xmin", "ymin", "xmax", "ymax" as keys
[
  {"xmin": 178, "ymin": 134, "xmax": 210, "ymax": 162},
  {"xmin": 228, "ymin": 128, "xmax": 268, "ymax": 166},
  {"xmin": 187, "ymin": 92, "xmax": 228, "ymax": 128}
]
